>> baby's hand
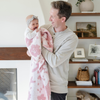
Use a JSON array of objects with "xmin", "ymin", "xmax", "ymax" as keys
[
  {"xmin": 36, "ymin": 28, "xmax": 41, "ymax": 32},
  {"xmin": 26, "ymin": 50, "xmax": 31, "ymax": 57}
]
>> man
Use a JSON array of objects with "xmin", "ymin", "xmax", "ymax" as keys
[{"xmin": 41, "ymin": 1, "xmax": 78, "ymax": 100}]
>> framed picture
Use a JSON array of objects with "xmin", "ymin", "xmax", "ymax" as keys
[
  {"xmin": 88, "ymin": 44, "xmax": 100, "ymax": 57},
  {"xmin": 76, "ymin": 22, "xmax": 97, "ymax": 37},
  {"xmin": 0, "ymin": 68, "xmax": 17, "ymax": 100},
  {"xmin": 74, "ymin": 48, "xmax": 85, "ymax": 58}
]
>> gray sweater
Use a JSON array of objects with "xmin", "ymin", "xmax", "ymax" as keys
[{"xmin": 41, "ymin": 24, "xmax": 78, "ymax": 93}]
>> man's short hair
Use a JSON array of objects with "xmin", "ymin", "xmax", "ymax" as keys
[{"xmin": 51, "ymin": 1, "xmax": 72, "ymax": 22}]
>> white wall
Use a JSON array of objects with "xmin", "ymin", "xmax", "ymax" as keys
[
  {"xmin": 0, "ymin": 0, "xmax": 45, "ymax": 100},
  {"xmin": 0, "ymin": 0, "xmax": 100, "ymax": 100},
  {"xmin": 0, "ymin": 0, "xmax": 45, "ymax": 47}
]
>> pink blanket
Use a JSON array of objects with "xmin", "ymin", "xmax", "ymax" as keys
[{"xmin": 25, "ymin": 28, "xmax": 53, "ymax": 100}]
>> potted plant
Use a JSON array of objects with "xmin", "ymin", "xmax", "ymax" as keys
[
  {"xmin": 76, "ymin": 0, "xmax": 85, "ymax": 6},
  {"xmin": 76, "ymin": 0, "xmax": 94, "ymax": 12}
]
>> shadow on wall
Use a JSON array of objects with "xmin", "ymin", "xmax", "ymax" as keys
[{"xmin": 39, "ymin": 0, "xmax": 53, "ymax": 24}]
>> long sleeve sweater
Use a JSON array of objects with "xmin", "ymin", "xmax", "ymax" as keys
[{"xmin": 41, "ymin": 24, "xmax": 78, "ymax": 93}]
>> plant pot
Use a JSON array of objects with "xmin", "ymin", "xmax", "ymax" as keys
[{"xmin": 79, "ymin": 0, "xmax": 94, "ymax": 12}]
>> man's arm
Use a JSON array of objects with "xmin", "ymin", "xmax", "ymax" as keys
[{"xmin": 42, "ymin": 35, "xmax": 78, "ymax": 68}]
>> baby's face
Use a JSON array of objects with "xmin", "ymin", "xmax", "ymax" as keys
[{"xmin": 28, "ymin": 19, "xmax": 39, "ymax": 31}]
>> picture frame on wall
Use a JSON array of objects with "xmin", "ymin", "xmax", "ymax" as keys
[
  {"xmin": 74, "ymin": 48, "xmax": 85, "ymax": 58},
  {"xmin": 76, "ymin": 22, "xmax": 97, "ymax": 38}
]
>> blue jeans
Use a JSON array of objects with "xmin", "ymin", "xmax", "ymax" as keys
[{"xmin": 51, "ymin": 92, "xmax": 67, "ymax": 100}]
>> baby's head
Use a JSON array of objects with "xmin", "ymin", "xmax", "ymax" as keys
[{"xmin": 26, "ymin": 15, "xmax": 39, "ymax": 31}]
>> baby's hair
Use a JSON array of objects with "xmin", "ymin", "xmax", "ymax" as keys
[
  {"xmin": 26, "ymin": 15, "xmax": 33, "ymax": 22},
  {"xmin": 26, "ymin": 15, "xmax": 38, "ymax": 26}
]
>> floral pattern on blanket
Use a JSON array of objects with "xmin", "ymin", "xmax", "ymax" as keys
[{"xmin": 25, "ymin": 28, "xmax": 53, "ymax": 100}]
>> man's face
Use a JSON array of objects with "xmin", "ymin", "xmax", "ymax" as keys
[
  {"xmin": 49, "ymin": 7, "xmax": 62, "ymax": 28},
  {"xmin": 28, "ymin": 19, "xmax": 39, "ymax": 31}
]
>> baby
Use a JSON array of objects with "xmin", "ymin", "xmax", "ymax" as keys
[
  {"xmin": 25, "ymin": 15, "xmax": 49, "ymax": 55},
  {"xmin": 25, "ymin": 15, "xmax": 39, "ymax": 39},
  {"xmin": 24, "ymin": 15, "xmax": 51, "ymax": 100},
  {"xmin": 26, "ymin": 14, "xmax": 39, "ymax": 31},
  {"xmin": 25, "ymin": 15, "xmax": 39, "ymax": 56}
]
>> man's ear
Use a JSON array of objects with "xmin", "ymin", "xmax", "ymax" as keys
[{"xmin": 61, "ymin": 17, "xmax": 66, "ymax": 22}]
